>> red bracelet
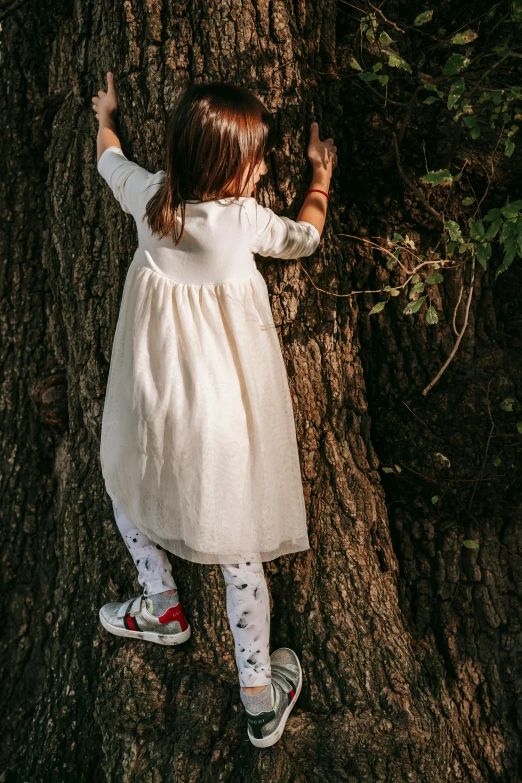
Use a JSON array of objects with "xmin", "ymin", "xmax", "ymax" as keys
[{"xmin": 305, "ymin": 188, "xmax": 330, "ymax": 200}]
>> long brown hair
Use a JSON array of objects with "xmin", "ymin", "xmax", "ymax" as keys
[{"xmin": 145, "ymin": 81, "xmax": 276, "ymax": 245}]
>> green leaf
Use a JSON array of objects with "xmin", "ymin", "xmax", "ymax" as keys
[
  {"xmin": 485, "ymin": 218, "xmax": 502, "ymax": 240},
  {"xmin": 476, "ymin": 242, "xmax": 491, "ymax": 268},
  {"xmin": 470, "ymin": 126, "xmax": 481, "ymax": 139},
  {"xmin": 431, "ymin": 495, "xmax": 439, "ymax": 504},
  {"xmin": 447, "ymin": 242, "xmax": 457, "ymax": 255},
  {"xmin": 409, "ymin": 282, "xmax": 426, "ymax": 297},
  {"xmin": 505, "ymin": 138, "xmax": 515, "ymax": 156},
  {"xmin": 414, "ymin": 10, "xmax": 433, "ymax": 25},
  {"xmin": 421, "ymin": 169, "xmax": 453, "ymax": 185},
  {"xmin": 499, "ymin": 397, "xmax": 515, "ymax": 411},
  {"xmin": 393, "ymin": 232, "xmax": 405, "ymax": 244},
  {"xmin": 452, "ymin": 29, "xmax": 478, "ymax": 45},
  {"xmin": 389, "ymin": 288, "xmax": 400, "ymax": 296},
  {"xmin": 382, "ymin": 466, "xmax": 394, "ymax": 473},
  {"xmin": 350, "ymin": 57, "xmax": 362, "ymax": 71},
  {"xmin": 443, "ymin": 55, "xmax": 470, "ymax": 76},
  {"xmin": 358, "ymin": 72, "xmax": 379, "ymax": 81},
  {"xmin": 388, "ymin": 53, "xmax": 412, "ymax": 73},
  {"xmin": 484, "ymin": 208, "xmax": 502, "ymax": 222},
  {"xmin": 403, "ymin": 295, "xmax": 427, "ymax": 315},
  {"xmin": 462, "ymin": 197, "xmax": 475, "ymax": 206},
  {"xmin": 373, "ymin": 61, "xmax": 383, "ymax": 72},
  {"xmin": 493, "ymin": 457, "xmax": 502, "ymax": 467},
  {"xmin": 369, "ymin": 300, "xmax": 386, "ymax": 315},
  {"xmin": 502, "ymin": 200, "xmax": 522, "ymax": 218},
  {"xmin": 444, "ymin": 219, "xmax": 463, "ymax": 242},
  {"xmin": 463, "ymin": 115, "xmax": 477, "ymax": 128},
  {"xmin": 463, "ymin": 539, "xmax": 479, "ymax": 549},
  {"xmin": 425, "ymin": 272, "xmax": 444, "ymax": 284},
  {"xmin": 411, "ymin": 273, "xmax": 421, "ymax": 283},
  {"xmin": 423, "ymin": 95, "xmax": 439, "ymax": 105},
  {"xmin": 447, "ymin": 77, "xmax": 466, "ymax": 108},
  {"xmin": 468, "ymin": 218, "xmax": 485, "ymax": 240},
  {"xmin": 426, "ymin": 305, "xmax": 439, "ymax": 324},
  {"xmin": 378, "ymin": 75, "xmax": 389, "ymax": 86},
  {"xmin": 517, "ymin": 421, "xmax": 522, "ymax": 434},
  {"xmin": 379, "ymin": 31, "xmax": 393, "ymax": 44}
]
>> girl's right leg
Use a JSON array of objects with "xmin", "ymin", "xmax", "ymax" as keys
[{"xmin": 220, "ymin": 561, "xmax": 272, "ymax": 689}]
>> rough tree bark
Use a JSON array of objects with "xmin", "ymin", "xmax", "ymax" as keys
[{"xmin": 2, "ymin": 0, "xmax": 521, "ymax": 781}]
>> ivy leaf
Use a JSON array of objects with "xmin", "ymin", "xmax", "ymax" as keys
[
  {"xmin": 369, "ymin": 300, "xmax": 386, "ymax": 315},
  {"xmin": 499, "ymin": 397, "xmax": 515, "ymax": 411},
  {"xmin": 443, "ymin": 55, "xmax": 470, "ymax": 76},
  {"xmin": 485, "ymin": 218, "xmax": 502, "ymax": 240},
  {"xmin": 501, "ymin": 200, "xmax": 522, "ymax": 219},
  {"xmin": 409, "ymin": 282, "xmax": 426, "ymax": 297},
  {"xmin": 423, "ymin": 95, "xmax": 440, "ymax": 105},
  {"xmin": 414, "ymin": 10, "xmax": 433, "ymax": 25},
  {"xmin": 484, "ymin": 208, "xmax": 502, "ymax": 222},
  {"xmin": 378, "ymin": 74, "xmax": 389, "ymax": 86},
  {"xmin": 425, "ymin": 273, "xmax": 444, "ymax": 284},
  {"xmin": 350, "ymin": 57, "xmax": 363, "ymax": 71},
  {"xmin": 476, "ymin": 242, "xmax": 491, "ymax": 269},
  {"xmin": 421, "ymin": 169, "xmax": 453, "ymax": 185},
  {"xmin": 426, "ymin": 305, "xmax": 439, "ymax": 324},
  {"xmin": 452, "ymin": 29, "xmax": 478, "ymax": 45},
  {"xmin": 447, "ymin": 78, "xmax": 466, "ymax": 109},
  {"xmin": 468, "ymin": 218, "xmax": 485, "ymax": 241},
  {"xmin": 388, "ymin": 53, "xmax": 412, "ymax": 73},
  {"xmin": 463, "ymin": 539, "xmax": 479, "ymax": 549},
  {"xmin": 403, "ymin": 295, "xmax": 427, "ymax": 315},
  {"xmin": 444, "ymin": 219, "xmax": 463, "ymax": 242}
]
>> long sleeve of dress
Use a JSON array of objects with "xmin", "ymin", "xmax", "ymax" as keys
[
  {"xmin": 243, "ymin": 197, "xmax": 321, "ymax": 259},
  {"xmin": 97, "ymin": 146, "xmax": 157, "ymax": 220}
]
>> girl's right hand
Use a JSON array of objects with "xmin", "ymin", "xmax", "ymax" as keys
[{"xmin": 307, "ymin": 122, "xmax": 337, "ymax": 173}]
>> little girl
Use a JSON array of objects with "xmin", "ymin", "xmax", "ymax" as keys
[{"xmin": 92, "ymin": 73, "xmax": 337, "ymax": 748}]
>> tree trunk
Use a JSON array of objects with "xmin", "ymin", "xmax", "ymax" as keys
[{"xmin": 2, "ymin": 1, "xmax": 521, "ymax": 781}]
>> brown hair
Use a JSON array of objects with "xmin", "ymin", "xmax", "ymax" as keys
[{"xmin": 144, "ymin": 81, "xmax": 276, "ymax": 245}]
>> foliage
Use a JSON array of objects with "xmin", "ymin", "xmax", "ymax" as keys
[{"xmin": 345, "ymin": 1, "xmax": 522, "ymax": 326}]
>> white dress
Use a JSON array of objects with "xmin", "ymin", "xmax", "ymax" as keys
[{"xmin": 97, "ymin": 146, "xmax": 321, "ymax": 564}]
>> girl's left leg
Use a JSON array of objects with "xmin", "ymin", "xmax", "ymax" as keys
[
  {"xmin": 110, "ymin": 495, "xmax": 178, "ymax": 598},
  {"xmin": 220, "ymin": 561, "xmax": 272, "ymax": 688}
]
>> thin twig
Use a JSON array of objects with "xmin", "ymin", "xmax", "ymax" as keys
[
  {"xmin": 422, "ymin": 253, "xmax": 476, "ymax": 395},
  {"xmin": 392, "ymin": 133, "xmax": 444, "ymax": 221}
]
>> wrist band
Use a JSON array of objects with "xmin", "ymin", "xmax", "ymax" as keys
[{"xmin": 305, "ymin": 188, "xmax": 330, "ymax": 200}]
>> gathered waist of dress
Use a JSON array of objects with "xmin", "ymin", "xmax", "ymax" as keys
[{"xmin": 134, "ymin": 247, "xmax": 260, "ymax": 287}]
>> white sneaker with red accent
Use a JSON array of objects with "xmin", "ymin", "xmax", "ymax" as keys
[{"xmin": 98, "ymin": 593, "xmax": 191, "ymax": 645}]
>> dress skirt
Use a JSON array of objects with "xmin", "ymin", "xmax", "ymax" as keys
[{"xmin": 100, "ymin": 257, "xmax": 310, "ymax": 564}]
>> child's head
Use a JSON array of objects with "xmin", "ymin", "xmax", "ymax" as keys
[{"xmin": 145, "ymin": 81, "xmax": 276, "ymax": 244}]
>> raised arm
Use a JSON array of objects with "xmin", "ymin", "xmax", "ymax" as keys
[
  {"xmin": 296, "ymin": 121, "xmax": 337, "ymax": 235},
  {"xmin": 92, "ymin": 71, "xmax": 122, "ymax": 162}
]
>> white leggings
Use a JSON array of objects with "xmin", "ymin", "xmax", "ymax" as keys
[{"xmin": 110, "ymin": 497, "xmax": 271, "ymax": 688}]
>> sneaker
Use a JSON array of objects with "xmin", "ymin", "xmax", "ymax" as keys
[
  {"xmin": 244, "ymin": 647, "xmax": 303, "ymax": 748},
  {"xmin": 98, "ymin": 592, "xmax": 191, "ymax": 645}
]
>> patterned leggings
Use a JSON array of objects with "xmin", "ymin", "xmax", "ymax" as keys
[{"xmin": 110, "ymin": 498, "xmax": 271, "ymax": 688}]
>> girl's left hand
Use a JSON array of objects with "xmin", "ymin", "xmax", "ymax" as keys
[{"xmin": 92, "ymin": 72, "xmax": 118, "ymax": 122}]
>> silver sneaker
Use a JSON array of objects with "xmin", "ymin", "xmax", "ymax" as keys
[
  {"xmin": 99, "ymin": 592, "xmax": 191, "ymax": 645},
  {"xmin": 244, "ymin": 647, "xmax": 303, "ymax": 748}
]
